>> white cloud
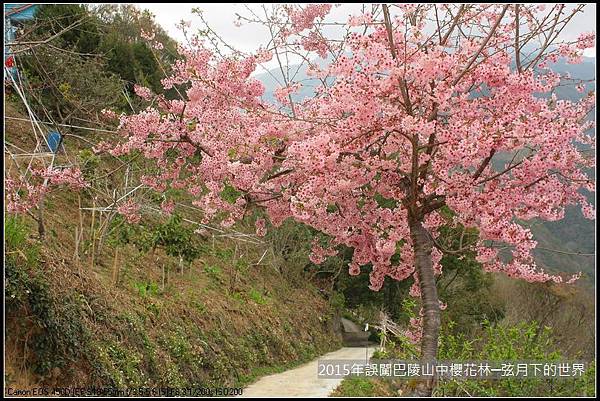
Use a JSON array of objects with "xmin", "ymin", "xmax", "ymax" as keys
[{"xmin": 140, "ymin": 3, "xmax": 597, "ymax": 62}]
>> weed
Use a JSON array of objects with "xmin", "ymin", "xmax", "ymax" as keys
[
  {"xmin": 96, "ymin": 341, "xmax": 145, "ymax": 387},
  {"xmin": 248, "ymin": 289, "xmax": 268, "ymax": 305},
  {"xmin": 204, "ymin": 264, "xmax": 222, "ymax": 280},
  {"xmin": 190, "ymin": 299, "xmax": 207, "ymax": 314},
  {"xmin": 230, "ymin": 291, "xmax": 245, "ymax": 304},
  {"xmin": 333, "ymin": 377, "xmax": 376, "ymax": 397},
  {"xmin": 133, "ymin": 282, "xmax": 160, "ymax": 297}
]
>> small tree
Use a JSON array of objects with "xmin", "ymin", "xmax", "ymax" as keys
[
  {"xmin": 5, "ymin": 167, "xmax": 87, "ymax": 239},
  {"xmin": 112, "ymin": 213, "xmax": 202, "ymax": 267}
]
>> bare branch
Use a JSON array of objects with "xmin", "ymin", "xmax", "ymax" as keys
[{"xmin": 452, "ymin": 5, "xmax": 509, "ymax": 87}]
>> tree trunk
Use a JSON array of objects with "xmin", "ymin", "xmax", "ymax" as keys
[
  {"xmin": 409, "ymin": 219, "xmax": 440, "ymax": 396},
  {"xmin": 36, "ymin": 204, "xmax": 45, "ymax": 239},
  {"xmin": 96, "ymin": 211, "xmax": 116, "ymax": 258}
]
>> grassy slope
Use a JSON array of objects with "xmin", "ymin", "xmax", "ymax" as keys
[{"xmin": 4, "ymin": 101, "xmax": 342, "ymax": 389}]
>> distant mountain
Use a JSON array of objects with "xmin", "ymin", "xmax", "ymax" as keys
[
  {"xmin": 255, "ymin": 57, "xmax": 330, "ymax": 105},
  {"xmin": 529, "ymin": 58, "xmax": 595, "ymax": 282}
]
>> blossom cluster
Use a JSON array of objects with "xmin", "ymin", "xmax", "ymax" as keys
[{"xmin": 6, "ymin": 167, "xmax": 88, "ymax": 214}]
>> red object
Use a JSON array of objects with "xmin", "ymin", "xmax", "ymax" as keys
[{"xmin": 5, "ymin": 55, "xmax": 14, "ymax": 68}]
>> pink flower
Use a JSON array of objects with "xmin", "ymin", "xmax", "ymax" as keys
[
  {"xmin": 349, "ymin": 13, "xmax": 373, "ymax": 27},
  {"xmin": 5, "ymin": 167, "xmax": 88, "ymax": 215},
  {"xmin": 576, "ymin": 32, "xmax": 595, "ymax": 50},
  {"xmin": 161, "ymin": 199, "xmax": 176, "ymax": 215},
  {"xmin": 309, "ymin": 239, "xmax": 337, "ymax": 265},
  {"xmin": 286, "ymin": 4, "xmax": 332, "ymax": 33},
  {"xmin": 255, "ymin": 48, "xmax": 273, "ymax": 63},
  {"xmin": 134, "ymin": 85, "xmax": 153, "ymax": 101},
  {"xmin": 255, "ymin": 218, "xmax": 267, "ymax": 237},
  {"xmin": 117, "ymin": 199, "xmax": 141, "ymax": 224},
  {"xmin": 300, "ymin": 31, "xmax": 328, "ymax": 58},
  {"xmin": 274, "ymin": 82, "xmax": 302, "ymax": 104},
  {"xmin": 140, "ymin": 29, "xmax": 155, "ymax": 41}
]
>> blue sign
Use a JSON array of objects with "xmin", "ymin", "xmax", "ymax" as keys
[{"xmin": 47, "ymin": 130, "xmax": 62, "ymax": 153}]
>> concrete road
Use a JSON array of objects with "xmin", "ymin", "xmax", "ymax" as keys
[{"xmin": 240, "ymin": 346, "xmax": 375, "ymax": 397}]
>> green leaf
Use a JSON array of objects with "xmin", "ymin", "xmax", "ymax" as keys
[{"xmin": 220, "ymin": 183, "xmax": 242, "ymax": 204}]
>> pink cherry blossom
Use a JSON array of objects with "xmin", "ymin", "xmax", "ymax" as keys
[
  {"xmin": 161, "ymin": 199, "xmax": 176, "ymax": 215},
  {"xmin": 255, "ymin": 218, "xmax": 267, "ymax": 237},
  {"xmin": 6, "ymin": 167, "xmax": 88, "ymax": 215},
  {"xmin": 117, "ymin": 198, "xmax": 141, "ymax": 224},
  {"xmin": 133, "ymin": 84, "xmax": 153, "ymax": 101}
]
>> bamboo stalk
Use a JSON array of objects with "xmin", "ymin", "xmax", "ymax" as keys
[
  {"xmin": 78, "ymin": 194, "xmax": 84, "ymax": 240},
  {"xmin": 112, "ymin": 247, "xmax": 119, "ymax": 285},
  {"xmin": 74, "ymin": 227, "xmax": 80, "ymax": 274},
  {"xmin": 90, "ymin": 197, "xmax": 96, "ymax": 270}
]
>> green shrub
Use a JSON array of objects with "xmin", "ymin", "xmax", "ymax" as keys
[
  {"xmin": 434, "ymin": 321, "xmax": 595, "ymax": 397},
  {"xmin": 376, "ymin": 318, "xmax": 595, "ymax": 397},
  {"xmin": 334, "ymin": 377, "xmax": 376, "ymax": 397},
  {"xmin": 5, "ymin": 216, "xmax": 92, "ymax": 377},
  {"xmin": 133, "ymin": 281, "xmax": 160, "ymax": 297},
  {"xmin": 109, "ymin": 214, "xmax": 204, "ymax": 265},
  {"xmin": 204, "ymin": 265, "xmax": 222, "ymax": 281},
  {"xmin": 248, "ymin": 289, "xmax": 268, "ymax": 305},
  {"xmin": 5, "ymin": 217, "xmax": 41, "ymax": 309}
]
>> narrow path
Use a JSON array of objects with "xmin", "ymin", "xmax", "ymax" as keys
[{"xmin": 240, "ymin": 346, "xmax": 375, "ymax": 397}]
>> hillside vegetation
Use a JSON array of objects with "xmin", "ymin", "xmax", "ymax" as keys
[{"xmin": 5, "ymin": 102, "xmax": 341, "ymax": 389}]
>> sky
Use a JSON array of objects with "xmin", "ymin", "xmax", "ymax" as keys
[
  {"xmin": 139, "ymin": 3, "xmax": 597, "ymax": 59},
  {"xmin": 139, "ymin": 3, "xmax": 364, "ymax": 52}
]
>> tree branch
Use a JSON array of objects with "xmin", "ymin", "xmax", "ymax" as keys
[{"xmin": 452, "ymin": 5, "xmax": 509, "ymax": 87}]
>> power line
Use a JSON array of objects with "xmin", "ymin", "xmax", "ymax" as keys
[{"xmin": 5, "ymin": 116, "xmax": 117, "ymax": 133}]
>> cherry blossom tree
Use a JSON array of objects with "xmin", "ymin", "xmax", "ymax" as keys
[
  {"xmin": 59, "ymin": 4, "xmax": 599, "ymax": 395},
  {"xmin": 6, "ymin": 166, "xmax": 87, "ymax": 237}
]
